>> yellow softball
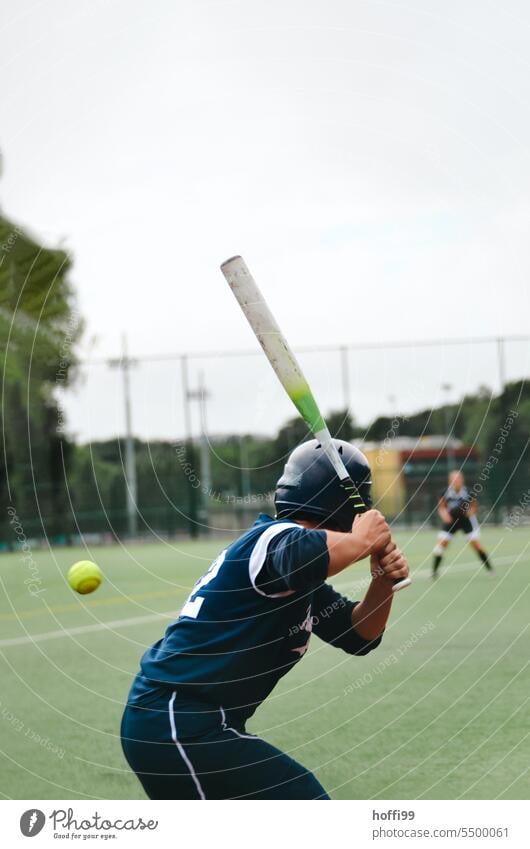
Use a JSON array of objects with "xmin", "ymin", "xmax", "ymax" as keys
[{"xmin": 67, "ymin": 560, "xmax": 103, "ymax": 595}]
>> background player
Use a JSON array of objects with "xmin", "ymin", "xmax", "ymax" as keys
[
  {"xmin": 121, "ymin": 439, "xmax": 409, "ymax": 800},
  {"xmin": 432, "ymin": 470, "xmax": 494, "ymax": 578}
]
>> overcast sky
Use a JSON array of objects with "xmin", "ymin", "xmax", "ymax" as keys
[{"xmin": 2, "ymin": 0, "xmax": 530, "ymax": 441}]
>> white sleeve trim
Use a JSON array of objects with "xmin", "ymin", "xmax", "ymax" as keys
[{"xmin": 249, "ymin": 522, "xmax": 299, "ymax": 598}]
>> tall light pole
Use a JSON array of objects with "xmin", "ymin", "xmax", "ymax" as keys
[
  {"xmin": 497, "ymin": 336, "xmax": 506, "ymax": 395},
  {"xmin": 187, "ymin": 374, "xmax": 211, "ymax": 535},
  {"xmin": 441, "ymin": 382, "xmax": 454, "ymax": 475},
  {"xmin": 109, "ymin": 335, "xmax": 138, "ymax": 538},
  {"xmin": 240, "ymin": 435, "xmax": 251, "ymax": 502},
  {"xmin": 180, "ymin": 355, "xmax": 198, "ymax": 537},
  {"xmin": 339, "ymin": 345, "xmax": 350, "ymax": 412},
  {"xmin": 239, "ymin": 435, "xmax": 251, "ymax": 529},
  {"xmin": 496, "ymin": 337, "xmax": 509, "ymax": 518}
]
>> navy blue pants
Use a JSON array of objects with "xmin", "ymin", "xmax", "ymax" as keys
[{"xmin": 121, "ymin": 689, "xmax": 329, "ymax": 800}]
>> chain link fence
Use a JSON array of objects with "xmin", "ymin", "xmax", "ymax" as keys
[{"xmin": 2, "ymin": 335, "xmax": 529, "ymax": 548}]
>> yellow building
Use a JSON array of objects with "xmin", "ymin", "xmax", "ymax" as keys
[
  {"xmin": 355, "ymin": 436, "xmax": 479, "ymax": 521},
  {"xmin": 359, "ymin": 441, "xmax": 407, "ymax": 517}
]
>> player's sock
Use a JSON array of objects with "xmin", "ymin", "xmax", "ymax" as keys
[
  {"xmin": 432, "ymin": 545, "xmax": 444, "ymax": 577},
  {"xmin": 477, "ymin": 548, "xmax": 493, "ymax": 571}
]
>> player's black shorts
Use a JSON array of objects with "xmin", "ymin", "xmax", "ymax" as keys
[
  {"xmin": 121, "ymin": 688, "xmax": 329, "ymax": 800},
  {"xmin": 441, "ymin": 516, "xmax": 473, "ymax": 535}
]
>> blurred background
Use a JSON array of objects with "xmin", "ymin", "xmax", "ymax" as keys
[{"xmin": 1, "ymin": 0, "xmax": 529, "ymax": 544}]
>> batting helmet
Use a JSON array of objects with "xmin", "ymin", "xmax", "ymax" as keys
[{"xmin": 274, "ymin": 438, "xmax": 372, "ymax": 532}]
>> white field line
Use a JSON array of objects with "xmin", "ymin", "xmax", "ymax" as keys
[
  {"xmin": 0, "ymin": 610, "xmax": 178, "ymax": 648},
  {"xmin": 0, "ymin": 553, "xmax": 523, "ymax": 649}
]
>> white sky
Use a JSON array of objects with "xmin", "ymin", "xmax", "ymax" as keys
[{"xmin": 2, "ymin": 0, "xmax": 530, "ymax": 440}]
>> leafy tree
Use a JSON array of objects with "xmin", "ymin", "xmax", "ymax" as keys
[{"xmin": 0, "ymin": 213, "xmax": 81, "ymax": 544}]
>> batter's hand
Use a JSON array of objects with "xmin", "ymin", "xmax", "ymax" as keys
[
  {"xmin": 371, "ymin": 541, "xmax": 409, "ymax": 584},
  {"xmin": 352, "ymin": 510, "xmax": 391, "ymax": 557}
]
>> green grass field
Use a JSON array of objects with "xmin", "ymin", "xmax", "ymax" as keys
[{"xmin": 0, "ymin": 527, "xmax": 528, "ymax": 800}]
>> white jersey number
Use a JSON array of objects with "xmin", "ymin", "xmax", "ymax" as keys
[{"xmin": 179, "ymin": 550, "xmax": 226, "ymax": 620}]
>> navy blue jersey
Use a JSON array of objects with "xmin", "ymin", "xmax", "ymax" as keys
[
  {"xmin": 443, "ymin": 485, "xmax": 472, "ymax": 520},
  {"xmin": 128, "ymin": 514, "xmax": 381, "ymax": 725}
]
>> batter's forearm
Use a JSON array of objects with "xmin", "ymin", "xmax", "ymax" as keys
[
  {"xmin": 325, "ymin": 530, "xmax": 371, "ymax": 576},
  {"xmin": 350, "ymin": 578, "xmax": 393, "ymax": 640}
]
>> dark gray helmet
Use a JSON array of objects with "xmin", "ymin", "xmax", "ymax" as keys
[{"xmin": 274, "ymin": 439, "xmax": 372, "ymax": 532}]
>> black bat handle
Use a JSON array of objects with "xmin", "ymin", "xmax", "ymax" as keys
[{"xmin": 340, "ymin": 477, "xmax": 411, "ymax": 592}]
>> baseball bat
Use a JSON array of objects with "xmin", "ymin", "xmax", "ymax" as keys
[{"xmin": 220, "ymin": 255, "xmax": 411, "ymax": 591}]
